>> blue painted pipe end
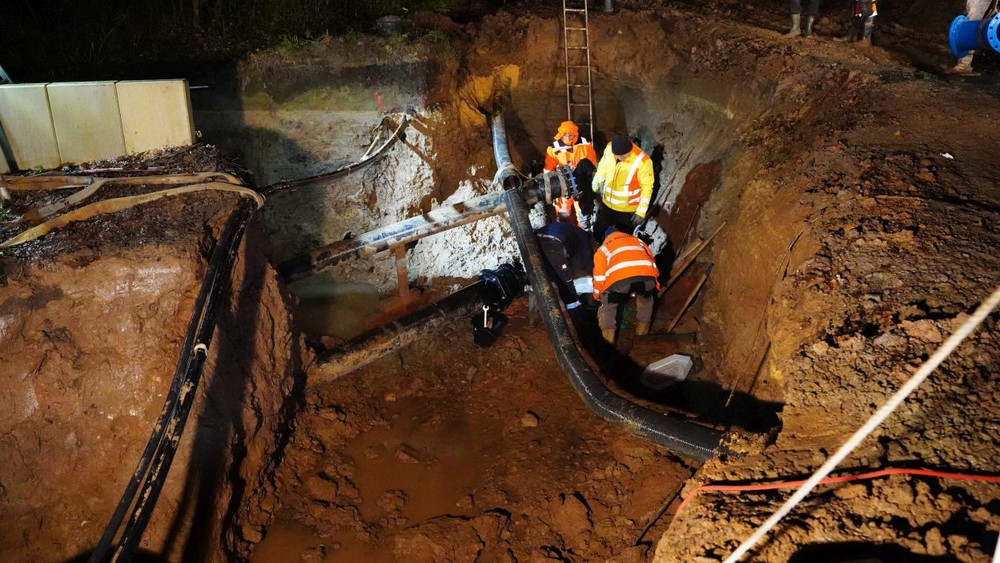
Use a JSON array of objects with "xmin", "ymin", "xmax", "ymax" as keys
[
  {"xmin": 950, "ymin": 16, "xmax": 977, "ymax": 58},
  {"xmin": 949, "ymin": 13, "xmax": 1000, "ymax": 58}
]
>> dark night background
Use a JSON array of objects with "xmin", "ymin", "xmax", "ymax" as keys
[{"xmin": 1, "ymin": 0, "xmax": 967, "ymax": 83}]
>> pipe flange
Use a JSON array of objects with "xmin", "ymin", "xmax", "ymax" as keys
[
  {"xmin": 987, "ymin": 13, "xmax": 1000, "ymax": 52},
  {"xmin": 950, "ymin": 15, "xmax": 972, "ymax": 57},
  {"xmin": 557, "ymin": 169, "xmax": 568, "ymax": 200}
]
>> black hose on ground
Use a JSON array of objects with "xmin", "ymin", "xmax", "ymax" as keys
[
  {"xmin": 260, "ymin": 114, "xmax": 407, "ymax": 196},
  {"xmin": 503, "ymin": 188, "xmax": 727, "ymax": 463},
  {"xmin": 89, "ymin": 198, "xmax": 258, "ymax": 563}
]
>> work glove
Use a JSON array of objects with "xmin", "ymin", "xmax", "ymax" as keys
[{"xmin": 630, "ymin": 213, "xmax": 644, "ymax": 227}]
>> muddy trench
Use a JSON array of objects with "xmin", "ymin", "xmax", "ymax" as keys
[
  {"xmin": 229, "ymin": 13, "xmax": 794, "ymax": 563},
  {"xmin": 2, "ymin": 3, "xmax": 1000, "ymax": 563}
]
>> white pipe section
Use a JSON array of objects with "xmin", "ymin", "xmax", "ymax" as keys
[{"xmin": 723, "ymin": 284, "xmax": 1000, "ymax": 563}]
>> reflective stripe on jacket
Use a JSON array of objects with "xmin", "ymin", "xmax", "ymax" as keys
[
  {"xmin": 592, "ymin": 231, "xmax": 660, "ymax": 299},
  {"xmin": 544, "ymin": 138, "xmax": 598, "ymax": 171},
  {"xmin": 553, "ymin": 196, "xmax": 583, "ymax": 227},
  {"xmin": 592, "ymin": 142, "xmax": 655, "ymax": 218}
]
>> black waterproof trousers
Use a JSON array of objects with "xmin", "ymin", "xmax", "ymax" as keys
[{"xmin": 789, "ymin": 0, "xmax": 821, "ymax": 16}]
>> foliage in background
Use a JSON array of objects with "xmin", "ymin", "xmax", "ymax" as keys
[{"xmin": 1, "ymin": 0, "xmax": 476, "ymax": 82}]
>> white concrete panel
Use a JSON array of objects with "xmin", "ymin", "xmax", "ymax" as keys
[
  {"xmin": 117, "ymin": 80, "xmax": 195, "ymax": 154},
  {"xmin": 0, "ymin": 84, "xmax": 60, "ymax": 170},
  {"xmin": 47, "ymin": 82, "xmax": 126, "ymax": 164}
]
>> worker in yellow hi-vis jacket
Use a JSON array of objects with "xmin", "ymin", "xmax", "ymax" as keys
[{"xmin": 592, "ymin": 134, "xmax": 654, "ymax": 243}]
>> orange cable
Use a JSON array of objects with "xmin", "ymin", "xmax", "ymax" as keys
[{"xmin": 670, "ymin": 467, "xmax": 1000, "ymax": 525}]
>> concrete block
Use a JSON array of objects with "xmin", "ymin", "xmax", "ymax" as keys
[
  {"xmin": 116, "ymin": 79, "xmax": 195, "ymax": 154},
  {"xmin": 47, "ymin": 81, "xmax": 126, "ymax": 164},
  {"xmin": 0, "ymin": 83, "xmax": 60, "ymax": 170}
]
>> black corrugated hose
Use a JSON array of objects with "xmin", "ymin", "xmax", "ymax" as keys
[
  {"xmin": 89, "ymin": 198, "xmax": 258, "ymax": 563},
  {"xmin": 503, "ymin": 188, "xmax": 728, "ymax": 463}
]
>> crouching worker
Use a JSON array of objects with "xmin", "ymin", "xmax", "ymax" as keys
[
  {"xmin": 535, "ymin": 212, "xmax": 595, "ymax": 310},
  {"xmin": 593, "ymin": 226, "xmax": 660, "ymax": 344}
]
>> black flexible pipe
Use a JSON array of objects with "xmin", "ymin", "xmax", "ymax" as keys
[
  {"xmin": 260, "ymin": 115, "xmax": 407, "ymax": 196},
  {"xmin": 491, "ymin": 114, "xmax": 522, "ymax": 191},
  {"xmin": 503, "ymin": 189, "xmax": 726, "ymax": 463},
  {"xmin": 89, "ymin": 198, "xmax": 258, "ymax": 562},
  {"xmin": 309, "ymin": 281, "xmax": 486, "ymax": 386}
]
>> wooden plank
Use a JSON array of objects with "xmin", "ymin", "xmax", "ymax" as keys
[
  {"xmin": 666, "ymin": 263, "xmax": 714, "ymax": 333},
  {"xmin": 659, "ymin": 222, "xmax": 725, "ymax": 298},
  {"xmin": 393, "ymin": 245, "xmax": 410, "ymax": 299}
]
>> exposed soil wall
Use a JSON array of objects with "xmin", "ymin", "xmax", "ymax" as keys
[
  {"xmin": 0, "ymin": 174, "xmax": 307, "ymax": 561},
  {"xmin": 229, "ymin": 3, "xmax": 1000, "ymax": 562}
]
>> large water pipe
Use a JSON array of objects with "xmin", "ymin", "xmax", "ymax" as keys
[
  {"xmin": 308, "ymin": 282, "xmax": 487, "ymax": 385},
  {"xmin": 278, "ymin": 164, "xmax": 574, "ymax": 282},
  {"xmin": 949, "ymin": 12, "xmax": 1000, "ymax": 57},
  {"xmin": 492, "ymin": 113, "xmax": 522, "ymax": 191},
  {"xmin": 503, "ymin": 188, "xmax": 726, "ymax": 462},
  {"xmin": 488, "ymin": 112, "xmax": 726, "ymax": 462},
  {"xmin": 279, "ymin": 188, "xmax": 527, "ymax": 282}
]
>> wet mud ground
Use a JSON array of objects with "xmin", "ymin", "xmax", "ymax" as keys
[
  {"xmin": 256, "ymin": 299, "xmax": 713, "ymax": 562},
  {"xmin": 252, "ymin": 2, "xmax": 1000, "ymax": 560}
]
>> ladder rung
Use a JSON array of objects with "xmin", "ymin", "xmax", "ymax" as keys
[
  {"xmin": 566, "ymin": 27, "xmax": 588, "ymax": 31},
  {"xmin": 567, "ymin": 46, "xmax": 588, "ymax": 50},
  {"xmin": 569, "ymin": 83, "xmax": 591, "ymax": 87},
  {"xmin": 569, "ymin": 102, "xmax": 591, "ymax": 106},
  {"xmin": 564, "ymin": 8, "xmax": 588, "ymax": 12}
]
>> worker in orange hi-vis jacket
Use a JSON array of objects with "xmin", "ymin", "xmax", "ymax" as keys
[
  {"xmin": 592, "ymin": 226, "xmax": 661, "ymax": 344},
  {"xmin": 545, "ymin": 121, "xmax": 598, "ymax": 229},
  {"xmin": 591, "ymin": 134, "xmax": 655, "ymax": 244}
]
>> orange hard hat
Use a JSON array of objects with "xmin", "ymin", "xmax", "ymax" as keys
[{"xmin": 554, "ymin": 121, "xmax": 579, "ymax": 141}]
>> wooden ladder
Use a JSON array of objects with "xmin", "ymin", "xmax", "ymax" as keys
[{"xmin": 562, "ymin": 0, "xmax": 594, "ymax": 142}]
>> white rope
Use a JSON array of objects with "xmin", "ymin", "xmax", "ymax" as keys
[
  {"xmin": 993, "ymin": 531, "xmax": 1000, "ymax": 563},
  {"xmin": 723, "ymin": 284, "xmax": 1000, "ymax": 563}
]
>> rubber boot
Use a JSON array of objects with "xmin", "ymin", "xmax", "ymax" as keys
[
  {"xmin": 855, "ymin": 18, "xmax": 874, "ymax": 48},
  {"xmin": 635, "ymin": 322, "xmax": 650, "ymax": 336},
  {"xmin": 602, "ymin": 328, "xmax": 616, "ymax": 343},
  {"xmin": 785, "ymin": 14, "xmax": 801, "ymax": 37},
  {"xmin": 803, "ymin": 15, "xmax": 815, "ymax": 37},
  {"xmin": 948, "ymin": 54, "xmax": 975, "ymax": 75}
]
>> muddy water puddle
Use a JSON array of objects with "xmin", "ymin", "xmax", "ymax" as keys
[
  {"xmin": 343, "ymin": 396, "xmax": 481, "ymax": 524},
  {"xmin": 254, "ymin": 396, "xmax": 483, "ymax": 561}
]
